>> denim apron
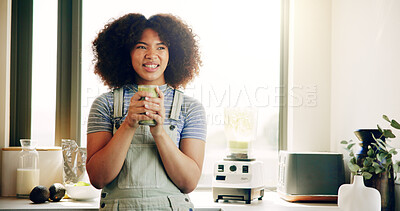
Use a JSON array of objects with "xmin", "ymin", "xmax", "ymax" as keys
[{"xmin": 99, "ymin": 87, "xmax": 194, "ymax": 211}]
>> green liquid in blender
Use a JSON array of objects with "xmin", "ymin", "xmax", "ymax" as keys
[{"xmin": 228, "ymin": 140, "xmax": 249, "ymax": 152}]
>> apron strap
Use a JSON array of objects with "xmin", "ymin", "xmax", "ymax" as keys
[
  {"xmin": 113, "ymin": 87, "xmax": 124, "ymax": 134},
  {"xmin": 170, "ymin": 89, "xmax": 183, "ymax": 121}
]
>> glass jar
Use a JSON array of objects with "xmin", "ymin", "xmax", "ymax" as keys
[{"xmin": 16, "ymin": 139, "xmax": 40, "ymax": 198}]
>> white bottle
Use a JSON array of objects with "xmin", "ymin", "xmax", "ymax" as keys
[
  {"xmin": 338, "ymin": 175, "xmax": 381, "ymax": 211},
  {"xmin": 16, "ymin": 139, "xmax": 40, "ymax": 198}
]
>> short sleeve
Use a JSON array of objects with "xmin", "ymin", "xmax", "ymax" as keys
[
  {"xmin": 180, "ymin": 97, "xmax": 207, "ymax": 142},
  {"xmin": 87, "ymin": 93, "xmax": 113, "ymax": 134}
]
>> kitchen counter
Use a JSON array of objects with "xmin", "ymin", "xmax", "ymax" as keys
[
  {"xmin": 0, "ymin": 197, "xmax": 99, "ymax": 211},
  {"xmin": 0, "ymin": 189, "xmax": 339, "ymax": 211},
  {"xmin": 191, "ymin": 189, "xmax": 339, "ymax": 211}
]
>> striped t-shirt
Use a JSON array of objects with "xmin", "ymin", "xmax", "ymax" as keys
[{"xmin": 87, "ymin": 84, "xmax": 207, "ymax": 147}]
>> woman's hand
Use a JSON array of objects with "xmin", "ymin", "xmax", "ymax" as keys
[
  {"xmin": 145, "ymin": 87, "xmax": 166, "ymax": 136},
  {"xmin": 124, "ymin": 90, "xmax": 157, "ymax": 129}
]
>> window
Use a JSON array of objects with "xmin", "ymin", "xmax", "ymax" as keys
[
  {"xmin": 31, "ymin": 0, "xmax": 58, "ymax": 147},
  {"xmin": 10, "ymin": 0, "xmax": 59, "ymax": 147},
  {"xmin": 81, "ymin": 0, "xmax": 281, "ymax": 187}
]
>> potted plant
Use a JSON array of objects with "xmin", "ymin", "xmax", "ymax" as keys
[{"xmin": 341, "ymin": 115, "xmax": 400, "ymax": 211}]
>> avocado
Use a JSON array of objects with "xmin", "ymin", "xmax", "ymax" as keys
[
  {"xmin": 29, "ymin": 185, "xmax": 50, "ymax": 204},
  {"xmin": 49, "ymin": 183, "xmax": 66, "ymax": 202}
]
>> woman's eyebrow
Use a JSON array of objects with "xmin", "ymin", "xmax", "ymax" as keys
[
  {"xmin": 136, "ymin": 41, "xmax": 148, "ymax": 45},
  {"xmin": 136, "ymin": 41, "xmax": 167, "ymax": 46}
]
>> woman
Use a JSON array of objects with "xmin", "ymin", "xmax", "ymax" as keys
[{"xmin": 86, "ymin": 13, "xmax": 206, "ymax": 210}]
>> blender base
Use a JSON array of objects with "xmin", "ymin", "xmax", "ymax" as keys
[
  {"xmin": 213, "ymin": 187, "xmax": 264, "ymax": 204},
  {"xmin": 225, "ymin": 153, "xmax": 255, "ymax": 161}
]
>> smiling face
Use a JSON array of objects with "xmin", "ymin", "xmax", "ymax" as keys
[{"xmin": 130, "ymin": 28, "xmax": 169, "ymax": 85}]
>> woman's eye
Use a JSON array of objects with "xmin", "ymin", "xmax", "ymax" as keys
[
  {"xmin": 157, "ymin": 46, "xmax": 167, "ymax": 50},
  {"xmin": 136, "ymin": 46, "xmax": 146, "ymax": 49}
]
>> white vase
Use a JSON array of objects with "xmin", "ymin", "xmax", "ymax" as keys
[{"xmin": 338, "ymin": 175, "xmax": 381, "ymax": 211}]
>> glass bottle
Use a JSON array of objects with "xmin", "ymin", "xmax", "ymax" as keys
[{"xmin": 16, "ymin": 139, "xmax": 40, "ymax": 198}]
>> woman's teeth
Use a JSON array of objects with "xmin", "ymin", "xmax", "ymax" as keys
[{"xmin": 144, "ymin": 64, "xmax": 158, "ymax": 68}]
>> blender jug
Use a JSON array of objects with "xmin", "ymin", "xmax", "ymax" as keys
[{"xmin": 224, "ymin": 107, "xmax": 258, "ymax": 159}]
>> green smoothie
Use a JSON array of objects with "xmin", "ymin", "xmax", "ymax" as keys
[
  {"xmin": 228, "ymin": 140, "xmax": 249, "ymax": 153},
  {"xmin": 138, "ymin": 85, "xmax": 159, "ymax": 126}
]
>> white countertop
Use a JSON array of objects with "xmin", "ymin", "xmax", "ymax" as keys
[
  {"xmin": 191, "ymin": 189, "xmax": 339, "ymax": 211},
  {"xmin": 0, "ymin": 189, "xmax": 340, "ymax": 211},
  {"xmin": 0, "ymin": 197, "xmax": 99, "ymax": 210}
]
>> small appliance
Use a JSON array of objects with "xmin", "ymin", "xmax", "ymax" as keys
[
  {"xmin": 278, "ymin": 151, "xmax": 345, "ymax": 202},
  {"xmin": 212, "ymin": 107, "xmax": 264, "ymax": 204}
]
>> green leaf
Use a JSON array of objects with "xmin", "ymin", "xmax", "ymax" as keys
[
  {"xmin": 347, "ymin": 143, "xmax": 355, "ymax": 150},
  {"xmin": 377, "ymin": 153, "xmax": 386, "ymax": 162},
  {"xmin": 383, "ymin": 115, "xmax": 390, "ymax": 123},
  {"xmin": 389, "ymin": 148, "xmax": 397, "ymax": 155},
  {"xmin": 363, "ymin": 172, "xmax": 373, "ymax": 180},
  {"xmin": 363, "ymin": 158, "xmax": 371, "ymax": 167},
  {"xmin": 348, "ymin": 162, "xmax": 360, "ymax": 172},
  {"xmin": 369, "ymin": 166, "xmax": 376, "ymax": 173},
  {"xmin": 350, "ymin": 157, "xmax": 357, "ymax": 164},
  {"xmin": 383, "ymin": 129, "xmax": 396, "ymax": 138},
  {"xmin": 391, "ymin": 119, "xmax": 400, "ymax": 130},
  {"xmin": 349, "ymin": 151, "xmax": 354, "ymax": 157},
  {"xmin": 361, "ymin": 166, "xmax": 370, "ymax": 172},
  {"xmin": 374, "ymin": 139, "xmax": 387, "ymax": 151},
  {"xmin": 377, "ymin": 124, "xmax": 383, "ymax": 134},
  {"xmin": 375, "ymin": 168, "xmax": 384, "ymax": 174},
  {"xmin": 367, "ymin": 148, "xmax": 375, "ymax": 157},
  {"xmin": 372, "ymin": 162, "xmax": 380, "ymax": 168},
  {"xmin": 340, "ymin": 140, "xmax": 348, "ymax": 145}
]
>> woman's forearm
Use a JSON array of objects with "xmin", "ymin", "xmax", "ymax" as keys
[
  {"xmin": 86, "ymin": 122, "xmax": 136, "ymax": 189},
  {"xmin": 153, "ymin": 131, "xmax": 204, "ymax": 193}
]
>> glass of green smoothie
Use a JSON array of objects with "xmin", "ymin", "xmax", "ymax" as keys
[{"xmin": 138, "ymin": 85, "xmax": 159, "ymax": 126}]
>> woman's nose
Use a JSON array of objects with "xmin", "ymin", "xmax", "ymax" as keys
[{"xmin": 145, "ymin": 49, "xmax": 157, "ymax": 59}]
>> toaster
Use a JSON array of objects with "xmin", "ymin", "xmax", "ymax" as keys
[{"xmin": 278, "ymin": 151, "xmax": 345, "ymax": 202}]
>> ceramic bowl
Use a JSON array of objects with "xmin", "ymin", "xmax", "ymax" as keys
[{"xmin": 65, "ymin": 183, "xmax": 101, "ymax": 200}]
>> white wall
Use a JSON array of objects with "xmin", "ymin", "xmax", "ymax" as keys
[
  {"xmin": 331, "ymin": 0, "xmax": 400, "ymax": 152},
  {"xmin": 287, "ymin": 0, "xmax": 400, "ymax": 153},
  {"xmin": 287, "ymin": 0, "xmax": 332, "ymax": 152},
  {"xmin": 0, "ymin": 0, "xmax": 12, "ymax": 195}
]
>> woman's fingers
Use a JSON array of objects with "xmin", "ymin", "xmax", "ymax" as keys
[
  {"xmin": 126, "ymin": 87, "xmax": 167, "ymax": 127},
  {"xmin": 130, "ymin": 90, "xmax": 155, "ymax": 102}
]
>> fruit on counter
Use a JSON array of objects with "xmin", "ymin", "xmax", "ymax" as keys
[
  {"xmin": 29, "ymin": 185, "xmax": 50, "ymax": 204},
  {"xmin": 74, "ymin": 181, "xmax": 90, "ymax": 186},
  {"xmin": 49, "ymin": 183, "xmax": 66, "ymax": 202}
]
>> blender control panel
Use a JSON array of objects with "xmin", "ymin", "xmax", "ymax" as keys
[
  {"xmin": 215, "ymin": 162, "xmax": 252, "ymax": 183},
  {"xmin": 213, "ymin": 160, "xmax": 264, "ymax": 189},
  {"xmin": 217, "ymin": 164, "xmax": 249, "ymax": 176}
]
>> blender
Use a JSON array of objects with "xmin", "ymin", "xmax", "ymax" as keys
[{"xmin": 212, "ymin": 107, "xmax": 264, "ymax": 204}]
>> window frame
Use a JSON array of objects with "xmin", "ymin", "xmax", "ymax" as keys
[
  {"xmin": 55, "ymin": 0, "xmax": 82, "ymax": 146},
  {"xmin": 10, "ymin": 0, "xmax": 33, "ymax": 146},
  {"xmin": 279, "ymin": 0, "xmax": 289, "ymax": 150},
  {"xmin": 9, "ymin": 0, "xmax": 82, "ymax": 146}
]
